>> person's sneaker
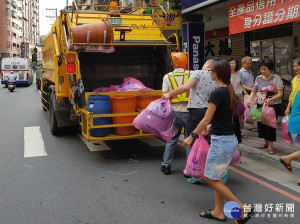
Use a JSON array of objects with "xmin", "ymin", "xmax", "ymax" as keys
[{"xmin": 161, "ymin": 165, "xmax": 171, "ymax": 175}]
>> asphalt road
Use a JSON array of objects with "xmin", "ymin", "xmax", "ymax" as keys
[{"xmin": 0, "ymin": 84, "xmax": 299, "ymax": 224}]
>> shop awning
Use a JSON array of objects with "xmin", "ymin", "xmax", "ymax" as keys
[{"xmin": 181, "ymin": 0, "xmax": 224, "ymax": 14}]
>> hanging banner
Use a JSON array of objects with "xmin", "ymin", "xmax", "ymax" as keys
[
  {"xmin": 182, "ymin": 23, "xmax": 205, "ymax": 70},
  {"xmin": 229, "ymin": 0, "xmax": 300, "ymax": 35}
]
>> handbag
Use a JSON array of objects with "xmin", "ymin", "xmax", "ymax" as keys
[
  {"xmin": 249, "ymin": 104, "xmax": 264, "ymax": 122},
  {"xmin": 234, "ymin": 99, "xmax": 246, "ymax": 117}
]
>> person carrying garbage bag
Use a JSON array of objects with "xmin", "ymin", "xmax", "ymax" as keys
[
  {"xmin": 161, "ymin": 56, "xmax": 217, "ymax": 175},
  {"xmin": 160, "ymin": 52, "xmax": 190, "ymax": 175}
]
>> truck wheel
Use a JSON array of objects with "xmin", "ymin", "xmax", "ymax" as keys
[{"xmin": 50, "ymin": 98, "xmax": 61, "ymax": 135}]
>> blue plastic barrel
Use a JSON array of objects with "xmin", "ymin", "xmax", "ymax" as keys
[{"xmin": 87, "ymin": 95, "xmax": 112, "ymax": 137}]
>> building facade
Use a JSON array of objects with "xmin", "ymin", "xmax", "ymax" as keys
[{"xmin": 0, "ymin": 0, "xmax": 40, "ymax": 60}]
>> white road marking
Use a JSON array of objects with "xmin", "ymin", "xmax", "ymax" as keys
[
  {"xmin": 139, "ymin": 137, "xmax": 166, "ymax": 147},
  {"xmin": 107, "ymin": 170, "xmax": 139, "ymax": 175},
  {"xmin": 25, "ymin": 165, "xmax": 34, "ymax": 168},
  {"xmin": 24, "ymin": 126, "xmax": 47, "ymax": 158},
  {"xmin": 77, "ymin": 133, "xmax": 112, "ymax": 152}
]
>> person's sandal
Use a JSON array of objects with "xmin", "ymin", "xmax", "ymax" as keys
[
  {"xmin": 248, "ymin": 128, "xmax": 258, "ymax": 132},
  {"xmin": 235, "ymin": 208, "xmax": 255, "ymax": 224},
  {"xmin": 258, "ymin": 144, "xmax": 268, "ymax": 149},
  {"xmin": 268, "ymin": 149, "xmax": 275, "ymax": 155},
  {"xmin": 279, "ymin": 158, "xmax": 292, "ymax": 172}
]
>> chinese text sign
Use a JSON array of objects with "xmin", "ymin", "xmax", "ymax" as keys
[{"xmin": 229, "ymin": 0, "xmax": 300, "ymax": 35}]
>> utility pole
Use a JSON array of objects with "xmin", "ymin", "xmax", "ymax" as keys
[{"xmin": 46, "ymin": 8, "xmax": 57, "ymax": 26}]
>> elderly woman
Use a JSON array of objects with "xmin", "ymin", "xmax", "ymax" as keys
[
  {"xmin": 247, "ymin": 58, "xmax": 284, "ymax": 154},
  {"xmin": 280, "ymin": 57, "xmax": 300, "ymax": 186}
]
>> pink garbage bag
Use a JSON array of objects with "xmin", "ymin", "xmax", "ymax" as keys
[
  {"xmin": 244, "ymin": 95, "xmax": 256, "ymax": 107},
  {"xmin": 133, "ymin": 99, "xmax": 174, "ymax": 142},
  {"xmin": 243, "ymin": 107, "xmax": 251, "ymax": 124},
  {"xmin": 262, "ymin": 105, "xmax": 278, "ymax": 128},
  {"xmin": 183, "ymin": 134, "xmax": 210, "ymax": 180},
  {"xmin": 281, "ymin": 116, "xmax": 290, "ymax": 144},
  {"xmin": 230, "ymin": 148, "xmax": 241, "ymax": 164},
  {"xmin": 93, "ymin": 86, "xmax": 117, "ymax": 92},
  {"xmin": 115, "ymin": 77, "xmax": 153, "ymax": 91},
  {"xmin": 243, "ymin": 95, "xmax": 256, "ymax": 124},
  {"xmin": 93, "ymin": 77, "xmax": 153, "ymax": 92}
]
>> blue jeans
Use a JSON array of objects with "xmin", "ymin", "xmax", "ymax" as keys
[{"xmin": 162, "ymin": 111, "xmax": 190, "ymax": 167}]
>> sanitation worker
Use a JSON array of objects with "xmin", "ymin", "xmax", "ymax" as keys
[
  {"xmin": 161, "ymin": 52, "xmax": 189, "ymax": 175},
  {"xmin": 161, "ymin": 55, "xmax": 217, "ymax": 175}
]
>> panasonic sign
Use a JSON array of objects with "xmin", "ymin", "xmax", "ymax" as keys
[{"xmin": 182, "ymin": 23, "xmax": 204, "ymax": 71}]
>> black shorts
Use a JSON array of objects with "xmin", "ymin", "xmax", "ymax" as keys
[{"xmin": 187, "ymin": 108, "xmax": 207, "ymax": 135}]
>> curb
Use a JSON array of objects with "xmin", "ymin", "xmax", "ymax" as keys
[{"xmin": 239, "ymin": 143, "xmax": 300, "ymax": 172}]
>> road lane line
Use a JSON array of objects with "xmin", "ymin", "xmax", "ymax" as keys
[
  {"xmin": 24, "ymin": 126, "xmax": 47, "ymax": 158},
  {"xmin": 230, "ymin": 166, "xmax": 300, "ymax": 203}
]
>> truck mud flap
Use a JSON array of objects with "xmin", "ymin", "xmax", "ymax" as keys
[{"xmin": 50, "ymin": 93, "xmax": 78, "ymax": 129}]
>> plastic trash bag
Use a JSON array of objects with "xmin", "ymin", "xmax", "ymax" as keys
[
  {"xmin": 133, "ymin": 99, "xmax": 174, "ymax": 142},
  {"xmin": 230, "ymin": 148, "xmax": 241, "ymax": 164},
  {"xmin": 243, "ymin": 107, "xmax": 251, "ymax": 124},
  {"xmin": 281, "ymin": 116, "xmax": 290, "ymax": 144},
  {"xmin": 243, "ymin": 95, "xmax": 256, "ymax": 107},
  {"xmin": 183, "ymin": 134, "xmax": 210, "ymax": 180},
  {"xmin": 249, "ymin": 104, "xmax": 264, "ymax": 122},
  {"xmin": 222, "ymin": 167, "xmax": 230, "ymax": 185},
  {"xmin": 93, "ymin": 77, "xmax": 153, "ymax": 92},
  {"xmin": 234, "ymin": 100, "xmax": 246, "ymax": 117},
  {"xmin": 262, "ymin": 105, "xmax": 278, "ymax": 128}
]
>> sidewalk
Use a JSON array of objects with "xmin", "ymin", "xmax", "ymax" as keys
[{"xmin": 240, "ymin": 121, "xmax": 300, "ymax": 171}]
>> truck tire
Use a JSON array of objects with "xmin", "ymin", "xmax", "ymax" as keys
[{"xmin": 49, "ymin": 95, "xmax": 61, "ymax": 135}]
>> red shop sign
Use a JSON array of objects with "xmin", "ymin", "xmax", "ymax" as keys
[{"xmin": 229, "ymin": 0, "xmax": 300, "ymax": 35}]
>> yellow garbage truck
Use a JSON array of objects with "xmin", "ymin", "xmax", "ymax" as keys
[{"xmin": 41, "ymin": 1, "xmax": 178, "ymax": 141}]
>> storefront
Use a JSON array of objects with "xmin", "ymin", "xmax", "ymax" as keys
[
  {"xmin": 182, "ymin": 0, "xmax": 300, "ymax": 78},
  {"xmin": 228, "ymin": 0, "xmax": 300, "ymax": 82},
  {"xmin": 181, "ymin": 0, "xmax": 300, "ymax": 111}
]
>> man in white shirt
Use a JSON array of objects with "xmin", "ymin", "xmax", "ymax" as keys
[{"xmin": 240, "ymin": 56, "xmax": 257, "ymax": 132}]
